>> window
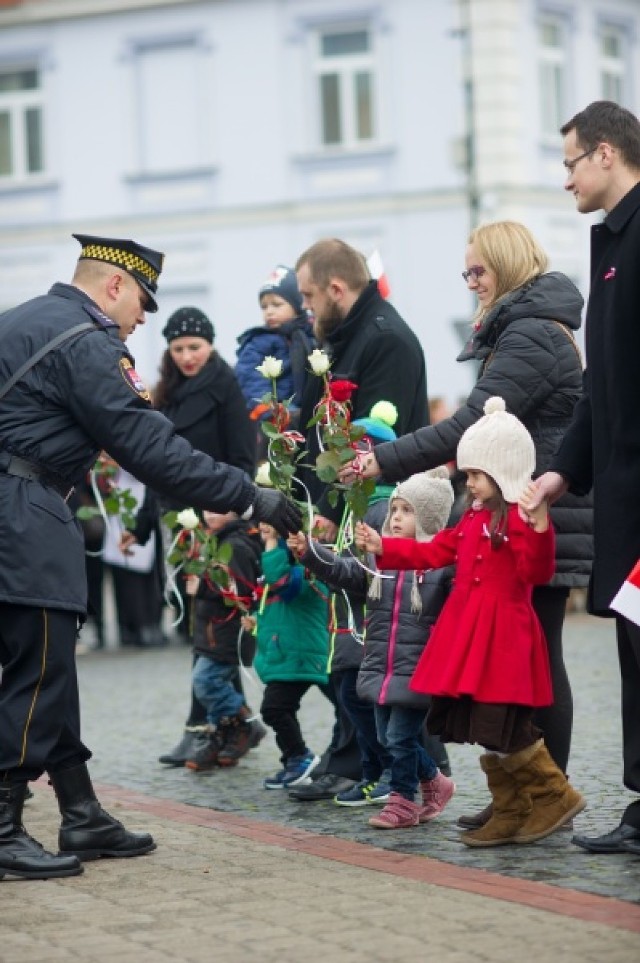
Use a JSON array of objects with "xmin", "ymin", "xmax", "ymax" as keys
[
  {"xmin": 314, "ymin": 27, "xmax": 377, "ymax": 149},
  {"xmin": 599, "ymin": 25, "xmax": 625, "ymax": 103},
  {"xmin": 0, "ymin": 67, "xmax": 44, "ymax": 179},
  {"xmin": 134, "ymin": 40, "xmax": 206, "ymax": 173},
  {"xmin": 538, "ymin": 16, "xmax": 567, "ymax": 138}
]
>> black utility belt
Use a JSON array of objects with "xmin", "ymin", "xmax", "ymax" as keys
[{"xmin": 1, "ymin": 455, "xmax": 75, "ymax": 502}]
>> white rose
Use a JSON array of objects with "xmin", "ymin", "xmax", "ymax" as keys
[
  {"xmin": 308, "ymin": 349, "xmax": 330, "ymax": 376},
  {"xmin": 176, "ymin": 508, "xmax": 200, "ymax": 530},
  {"xmin": 255, "ymin": 462, "xmax": 273, "ymax": 488},
  {"xmin": 256, "ymin": 356, "xmax": 283, "ymax": 379}
]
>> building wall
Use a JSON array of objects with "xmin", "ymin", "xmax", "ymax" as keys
[{"xmin": 0, "ymin": 0, "xmax": 639, "ymax": 404}]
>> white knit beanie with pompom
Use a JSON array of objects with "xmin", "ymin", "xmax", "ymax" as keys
[{"xmin": 456, "ymin": 396, "xmax": 535, "ymax": 502}]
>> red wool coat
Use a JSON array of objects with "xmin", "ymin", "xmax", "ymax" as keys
[{"xmin": 377, "ymin": 505, "xmax": 555, "ymax": 707}]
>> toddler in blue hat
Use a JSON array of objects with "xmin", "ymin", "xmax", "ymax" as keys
[{"xmin": 235, "ymin": 265, "xmax": 315, "ymax": 452}]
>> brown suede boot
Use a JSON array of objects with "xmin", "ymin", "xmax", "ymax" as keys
[
  {"xmin": 461, "ymin": 754, "xmax": 532, "ymax": 848},
  {"xmin": 503, "ymin": 739, "xmax": 586, "ymax": 844},
  {"xmin": 217, "ymin": 706, "xmax": 253, "ymax": 767}
]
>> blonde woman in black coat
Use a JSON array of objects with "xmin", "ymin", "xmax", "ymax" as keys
[{"xmin": 343, "ymin": 221, "xmax": 593, "ymax": 827}]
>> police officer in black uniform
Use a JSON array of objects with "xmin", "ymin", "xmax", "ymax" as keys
[{"xmin": 0, "ymin": 234, "xmax": 301, "ymax": 881}]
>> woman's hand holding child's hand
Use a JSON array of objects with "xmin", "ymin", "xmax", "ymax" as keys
[
  {"xmin": 355, "ymin": 521, "xmax": 383, "ymax": 555},
  {"xmin": 518, "ymin": 481, "xmax": 550, "ymax": 532},
  {"xmin": 241, "ymin": 614, "xmax": 256, "ymax": 633}
]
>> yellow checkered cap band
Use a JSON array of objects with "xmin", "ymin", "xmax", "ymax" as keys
[{"xmin": 80, "ymin": 244, "xmax": 159, "ymax": 283}]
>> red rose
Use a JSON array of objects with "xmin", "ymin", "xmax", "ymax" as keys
[{"xmin": 329, "ymin": 379, "xmax": 358, "ymax": 402}]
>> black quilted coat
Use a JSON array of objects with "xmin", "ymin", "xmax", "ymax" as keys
[{"xmin": 375, "ymin": 272, "xmax": 593, "ymax": 588}]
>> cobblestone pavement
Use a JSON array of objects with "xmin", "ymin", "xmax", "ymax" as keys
[{"xmin": 72, "ymin": 612, "xmax": 640, "ymax": 905}]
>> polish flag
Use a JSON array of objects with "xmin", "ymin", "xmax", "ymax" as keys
[
  {"xmin": 367, "ymin": 249, "xmax": 390, "ymax": 299},
  {"xmin": 611, "ymin": 559, "xmax": 640, "ymax": 626}
]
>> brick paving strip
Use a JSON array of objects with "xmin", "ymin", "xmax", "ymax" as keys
[{"xmin": 91, "ymin": 781, "xmax": 640, "ymax": 935}]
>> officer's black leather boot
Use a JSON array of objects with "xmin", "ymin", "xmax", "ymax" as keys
[
  {"xmin": 49, "ymin": 764, "xmax": 156, "ymax": 861},
  {"xmin": 0, "ymin": 784, "xmax": 83, "ymax": 880}
]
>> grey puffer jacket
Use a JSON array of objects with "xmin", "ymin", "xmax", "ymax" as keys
[
  {"xmin": 305, "ymin": 498, "xmax": 389, "ymax": 673},
  {"xmin": 375, "ymin": 272, "xmax": 593, "ymax": 588},
  {"xmin": 300, "ymin": 537, "xmax": 452, "ymax": 708}
]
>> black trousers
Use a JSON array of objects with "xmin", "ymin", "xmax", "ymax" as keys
[
  {"xmin": 0, "ymin": 603, "xmax": 91, "ymax": 783},
  {"xmin": 616, "ymin": 616, "xmax": 640, "ymax": 828},
  {"xmin": 532, "ymin": 585, "xmax": 573, "ymax": 773},
  {"xmin": 260, "ymin": 680, "xmax": 315, "ymax": 763}
]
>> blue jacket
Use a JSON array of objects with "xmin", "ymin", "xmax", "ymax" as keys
[{"xmin": 235, "ymin": 315, "xmax": 315, "ymax": 413}]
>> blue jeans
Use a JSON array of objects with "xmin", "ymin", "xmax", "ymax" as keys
[
  {"xmin": 340, "ymin": 668, "xmax": 393, "ymax": 782},
  {"xmin": 192, "ymin": 656, "xmax": 244, "ymax": 726},
  {"xmin": 374, "ymin": 704, "xmax": 438, "ymax": 801}
]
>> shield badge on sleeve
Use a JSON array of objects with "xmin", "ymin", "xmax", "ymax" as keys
[{"xmin": 119, "ymin": 357, "xmax": 152, "ymax": 403}]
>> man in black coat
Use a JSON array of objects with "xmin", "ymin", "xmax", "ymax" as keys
[
  {"xmin": 289, "ymin": 238, "xmax": 429, "ymax": 800},
  {"xmin": 535, "ymin": 101, "xmax": 640, "ymax": 856},
  {"xmin": 0, "ymin": 234, "xmax": 301, "ymax": 880},
  {"xmin": 296, "ymin": 238, "xmax": 428, "ymax": 541}
]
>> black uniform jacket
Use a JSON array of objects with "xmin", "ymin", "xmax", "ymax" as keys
[
  {"xmin": 0, "ymin": 283, "xmax": 255, "ymax": 613},
  {"xmin": 553, "ymin": 183, "xmax": 640, "ymax": 614}
]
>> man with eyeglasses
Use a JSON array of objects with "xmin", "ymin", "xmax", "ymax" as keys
[{"xmin": 534, "ymin": 101, "xmax": 640, "ymax": 858}]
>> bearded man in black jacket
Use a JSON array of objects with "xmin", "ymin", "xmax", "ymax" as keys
[{"xmin": 288, "ymin": 238, "xmax": 430, "ymax": 801}]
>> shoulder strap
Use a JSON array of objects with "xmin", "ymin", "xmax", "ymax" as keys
[{"xmin": 0, "ymin": 321, "xmax": 95, "ymax": 402}]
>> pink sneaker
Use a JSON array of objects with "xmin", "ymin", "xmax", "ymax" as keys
[
  {"xmin": 419, "ymin": 771, "xmax": 456, "ymax": 823},
  {"xmin": 368, "ymin": 792, "xmax": 421, "ymax": 829}
]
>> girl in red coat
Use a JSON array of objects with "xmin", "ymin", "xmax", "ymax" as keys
[{"xmin": 356, "ymin": 397, "xmax": 585, "ymax": 848}]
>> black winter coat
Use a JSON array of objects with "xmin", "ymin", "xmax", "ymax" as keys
[
  {"xmin": 375, "ymin": 272, "xmax": 593, "ymax": 589},
  {"xmin": 158, "ymin": 352, "xmax": 256, "ymax": 512},
  {"xmin": 554, "ymin": 183, "xmax": 640, "ymax": 614},
  {"xmin": 298, "ymin": 281, "xmax": 428, "ymax": 521},
  {"xmin": 301, "ymin": 538, "xmax": 451, "ymax": 708},
  {"xmin": 192, "ymin": 519, "xmax": 262, "ymax": 665},
  {"xmin": 0, "ymin": 284, "xmax": 255, "ymax": 613}
]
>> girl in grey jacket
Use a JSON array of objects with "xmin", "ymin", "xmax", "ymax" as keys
[{"xmin": 290, "ymin": 467, "xmax": 456, "ymax": 830}]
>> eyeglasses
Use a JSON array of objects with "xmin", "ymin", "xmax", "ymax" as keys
[
  {"xmin": 563, "ymin": 147, "xmax": 597, "ymax": 175},
  {"xmin": 462, "ymin": 266, "xmax": 486, "ymax": 283}
]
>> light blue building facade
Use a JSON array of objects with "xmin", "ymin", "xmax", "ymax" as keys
[{"xmin": 0, "ymin": 0, "xmax": 638, "ymax": 402}]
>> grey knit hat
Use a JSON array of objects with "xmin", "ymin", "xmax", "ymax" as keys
[
  {"xmin": 456, "ymin": 396, "xmax": 535, "ymax": 502},
  {"xmin": 381, "ymin": 466, "xmax": 455, "ymax": 541},
  {"xmin": 369, "ymin": 466, "xmax": 454, "ymax": 613}
]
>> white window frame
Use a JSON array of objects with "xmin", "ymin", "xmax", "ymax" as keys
[
  {"xmin": 312, "ymin": 24, "xmax": 379, "ymax": 151},
  {"xmin": 537, "ymin": 13, "xmax": 568, "ymax": 141},
  {"xmin": 599, "ymin": 23, "xmax": 626, "ymax": 104},
  {"xmin": 0, "ymin": 64, "xmax": 45, "ymax": 182}
]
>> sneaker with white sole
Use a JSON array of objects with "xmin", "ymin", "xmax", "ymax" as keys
[
  {"xmin": 334, "ymin": 779, "xmax": 377, "ymax": 807},
  {"xmin": 335, "ymin": 778, "xmax": 392, "ymax": 806},
  {"xmin": 368, "ymin": 780, "xmax": 392, "ymax": 804},
  {"xmin": 419, "ymin": 770, "xmax": 456, "ymax": 823},
  {"xmin": 263, "ymin": 768, "xmax": 289, "ymax": 790},
  {"xmin": 282, "ymin": 751, "xmax": 320, "ymax": 788}
]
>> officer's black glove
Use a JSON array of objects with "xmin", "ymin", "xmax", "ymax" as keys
[{"xmin": 251, "ymin": 487, "xmax": 302, "ymax": 538}]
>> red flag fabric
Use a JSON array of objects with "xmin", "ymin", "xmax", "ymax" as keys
[{"xmin": 610, "ymin": 559, "xmax": 640, "ymax": 626}]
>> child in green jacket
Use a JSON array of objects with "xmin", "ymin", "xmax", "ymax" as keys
[{"xmin": 245, "ymin": 523, "xmax": 330, "ymax": 789}]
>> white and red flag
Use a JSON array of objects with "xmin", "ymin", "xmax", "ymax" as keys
[
  {"xmin": 367, "ymin": 249, "xmax": 390, "ymax": 299},
  {"xmin": 611, "ymin": 559, "xmax": 640, "ymax": 626}
]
